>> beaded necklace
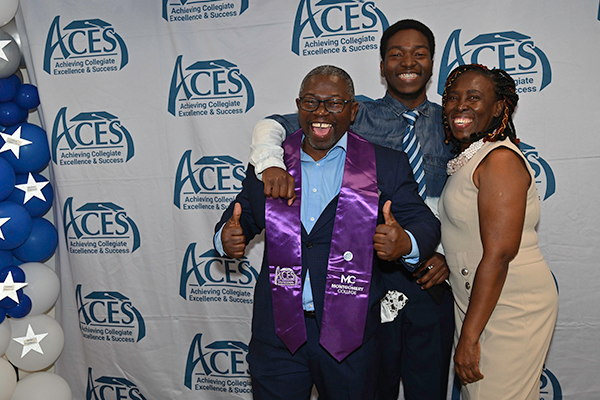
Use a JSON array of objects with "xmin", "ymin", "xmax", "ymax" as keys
[{"xmin": 446, "ymin": 138, "xmax": 486, "ymax": 176}]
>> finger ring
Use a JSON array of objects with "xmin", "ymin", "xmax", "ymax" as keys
[{"xmin": 427, "ymin": 265, "xmax": 434, "ymax": 270}]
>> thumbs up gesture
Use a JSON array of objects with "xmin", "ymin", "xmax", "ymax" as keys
[
  {"xmin": 222, "ymin": 202, "xmax": 247, "ymax": 258},
  {"xmin": 373, "ymin": 200, "xmax": 412, "ymax": 261}
]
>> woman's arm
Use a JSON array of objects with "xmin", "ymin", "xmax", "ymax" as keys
[{"xmin": 454, "ymin": 147, "xmax": 531, "ymax": 384}]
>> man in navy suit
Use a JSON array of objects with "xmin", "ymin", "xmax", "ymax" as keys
[{"xmin": 215, "ymin": 65, "xmax": 440, "ymax": 400}]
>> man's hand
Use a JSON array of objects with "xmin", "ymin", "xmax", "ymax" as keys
[
  {"xmin": 373, "ymin": 200, "xmax": 412, "ymax": 261},
  {"xmin": 222, "ymin": 203, "xmax": 246, "ymax": 258},
  {"xmin": 413, "ymin": 252, "xmax": 450, "ymax": 290},
  {"xmin": 262, "ymin": 167, "xmax": 296, "ymax": 206}
]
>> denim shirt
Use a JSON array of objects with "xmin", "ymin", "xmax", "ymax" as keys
[{"xmin": 270, "ymin": 92, "xmax": 454, "ymax": 198}]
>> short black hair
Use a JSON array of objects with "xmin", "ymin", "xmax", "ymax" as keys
[
  {"xmin": 379, "ymin": 19, "xmax": 435, "ymax": 60},
  {"xmin": 299, "ymin": 65, "xmax": 355, "ymax": 101}
]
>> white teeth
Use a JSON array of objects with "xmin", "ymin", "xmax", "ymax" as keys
[
  {"xmin": 399, "ymin": 73, "xmax": 418, "ymax": 79},
  {"xmin": 454, "ymin": 117, "xmax": 472, "ymax": 126},
  {"xmin": 312, "ymin": 122, "xmax": 331, "ymax": 128}
]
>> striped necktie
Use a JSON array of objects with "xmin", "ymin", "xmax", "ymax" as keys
[{"xmin": 402, "ymin": 110, "xmax": 426, "ymax": 199}]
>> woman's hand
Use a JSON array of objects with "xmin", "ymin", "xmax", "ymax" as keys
[{"xmin": 454, "ymin": 335, "xmax": 484, "ymax": 385}]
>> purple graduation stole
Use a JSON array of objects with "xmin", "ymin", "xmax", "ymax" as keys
[{"xmin": 265, "ymin": 129, "xmax": 379, "ymax": 362}]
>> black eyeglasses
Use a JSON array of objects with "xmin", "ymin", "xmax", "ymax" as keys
[{"xmin": 298, "ymin": 97, "xmax": 352, "ymax": 113}]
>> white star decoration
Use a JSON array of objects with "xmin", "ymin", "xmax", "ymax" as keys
[
  {"xmin": 0, "ymin": 216, "xmax": 9, "ymax": 240},
  {"xmin": 0, "ymin": 127, "xmax": 32, "ymax": 159},
  {"xmin": 0, "ymin": 271, "xmax": 28, "ymax": 303},
  {"xmin": 12, "ymin": 324, "xmax": 49, "ymax": 358},
  {"xmin": 0, "ymin": 39, "xmax": 12, "ymax": 62},
  {"xmin": 16, "ymin": 173, "xmax": 48, "ymax": 203}
]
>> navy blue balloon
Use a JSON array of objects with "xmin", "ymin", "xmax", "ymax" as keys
[
  {"xmin": 12, "ymin": 217, "xmax": 58, "ymax": 262},
  {"xmin": 0, "ymin": 157, "xmax": 15, "ymax": 201},
  {"xmin": 14, "ymin": 84, "xmax": 39, "ymax": 110},
  {"xmin": 0, "ymin": 265, "xmax": 25, "ymax": 282},
  {"xmin": 0, "ymin": 101, "xmax": 21, "ymax": 126},
  {"xmin": 0, "ymin": 306, "xmax": 5, "ymax": 323},
  {"xmin": 0, "ymin": 250, "xmax": 12, "ymax": 268},
  {"xmin": 0, "ymin": 123, "xmax": 51, "ymax": 173},
  {"xmin": 0, "ymin": 78, "xmax": 16, "ymax": 102},
  {"xmin": 6, "ymin": 74, "xmax": 21, "ymax": 89},
  {"xmin": 7, "ymin": 173, "xmax": 53, "ymax": 217},
  {"xmin": 17, "ymin": 105, "xmax": 28, "ymax": 123},
  {"xmin": 0, "ymin": 265, "xmax": 26, "ymax": 309},
  {"xmin": 5, "ymin": 292, "xmax": 31, "ymax": 318},
  {"xmin": 0, "ymin": 201, "xmax": 32, "ymax": 250}
]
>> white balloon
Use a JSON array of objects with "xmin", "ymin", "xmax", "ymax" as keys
[
  {"xmin": 19, "ymin": 263, "xmax": 60, "ymax": 316},
  {"xmin": 0, "ymin": 357, "xmax": 17, "ymax": 400},
  {"xmin": 1, "ymin": 18, "xmax": 24, "ymax": 68},
  {"xmin": 0, "ymin": 318, "xmax": 10, "ymax": 355},
  {"xmin": 0, "ymin": 29, "xmax": 20, "ymax": 78},
  {"xmin": 10, "ymin": 372, "xmax": 72, "ymax": 400},
  {"xmin": 5, "ymin": 315, "xmax": 65, "ymax": 371},
  {"xmin": 0, "ymin": 0, "xmax": 18, "ymax": 28}
]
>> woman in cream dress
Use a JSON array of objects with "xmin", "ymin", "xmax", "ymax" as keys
[{"xmin": 438, "ymin": 64, "xmax": 558, "ymax": 399}]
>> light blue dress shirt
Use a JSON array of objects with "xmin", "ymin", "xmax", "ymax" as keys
[{"xmin": 216, "ymin": 133, "xmax": 420, "ymax": 311}]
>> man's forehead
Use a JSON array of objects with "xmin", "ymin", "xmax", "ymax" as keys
[{"xmin": 301, "ymin": 74, "xmax": 348, "ymax": 96}]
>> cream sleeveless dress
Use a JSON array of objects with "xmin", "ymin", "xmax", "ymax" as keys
[{"xmin": 439, "ymin": 138, "xmax": 558, "ymax": 400}]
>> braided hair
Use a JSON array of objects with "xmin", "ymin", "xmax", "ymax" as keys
[{"xmin": 441, "ymin": 64, "xmax": 519, "ymax": 153}]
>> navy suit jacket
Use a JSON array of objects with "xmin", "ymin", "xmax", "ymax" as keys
[{"xmin": 215, "ymin": 143, "xmax": 440, "ymax": 350}]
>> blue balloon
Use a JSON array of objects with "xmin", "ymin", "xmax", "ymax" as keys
[
  {"xmin": 0, "ymin": 79, "xmax": 16, "ymax": 102},
  {"xmin": 0, "ymin": 250, "xmax": 12, "ymax": 268},
  {"xmin": 5, "ymin": 292, "xmax": 31, "ymax": 318},
  {"xmin": 0, "ymin": 157, "xmax": 15, "ymax": 201},
  {"xmin": 6, "ymin": 173, "xmax": 53, "ymax": 217},
  {"xmin": 0, "ymin": 123, "xmax": 51, "ymax": 173},
  {"xmin": 6, "ymin": 74, "xmax": 21, "ymax": 89},
  {"xmin": 0, "ymin": 265, "xmax": 25, "ymax": 282},
  {"xmin": 0, "ymin": 306, "xmax": 5, "ymax": 323},
  {"xmin": 0, "ymin": 101, "xmax": 21, "ymax": 126},
  {"xmin": 17, "ymin": 106, "xmax": 28, "ymax": 123},
  {"xmin": 0, "ymin": 201, "xmax": 32, "ymax": 250},
  {"xmin": 0, "ymin": 265, "xmax": 26, "ymax": 309},
  {"xmin": 14, "ymin": 84, "xmax": 39, "ymax": 110},
  {"xmin": 12, "ymin": 218, "xmax": 57, "ymax": 262}
]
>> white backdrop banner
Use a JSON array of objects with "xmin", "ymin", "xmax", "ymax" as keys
[{"xmin": 15, "ymin": 1, "xmax": 600, "ymax": 399}]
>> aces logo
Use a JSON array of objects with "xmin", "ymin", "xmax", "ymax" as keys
[
  {"xmin": 438, "ymin": 30, "xmax": 551, "ymax": 96},
  {"xmin": 519, "ymin": 142, "xmax": 556, "ymax": 201},
  {"xmin": 86, "ymin": 368, "xmax": 146, "ymax": 400},
  {"xmin": 162, "ymin": 0, "xmax": 249, "ymax": 22},
  {"xmin": 184, "ymin": 333, "xmax": 251, "ymax": 394},
  {"xmin": 63, "ymin": 198, "xmax": 141, "ymax": 254},
  {"xmin": 173, "ymin": 152, "xmax": 245, "ymax": 210},
  {"xmin": 291, "ymin": 0, "xmax": 388, "ymax": 56},
  {"xmin": 76, "ymin": 285, "xmax": 146, "ymax": 343},
  {"xmin": 51, "ymin": 107, "xmax": 135, "ymax": 166},
  {"xmin": 168, "ymin": 56, "xmax": 254, "ymax": 117},
  {"xmin": 44, "ymin": 16, "xmax": 128, "ymax": 76},
  {"xmin": 179, "ymin": 246, "xmax": 257, "ymax": 304}
]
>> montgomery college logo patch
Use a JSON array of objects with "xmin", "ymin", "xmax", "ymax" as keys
[
  {"xmin": 51, "ymin": 107, "xmax": 135, "ymax": 166},
  {"xmin": 173, "ymin": 152, "xmax": 245, "ymax": 210},
  {"xmin": 291, "ymin": 0, "xmax": 389, "ymax": 56},
  {"xmin": 162, "ymin": 0, "xmax": 249, "ymax": 22},
  {"xmin": 180, "ymin": 246, "xmax": 257, "ymax": 304},
  {"xmin": 76, "ymin": 285, "xmax": 146, "ymax": 343},
  {"xmin": 438, "ymin": 30, "xmax": 551, "ymax": 95},
  {"xmin": 168, "ymin": 56, "xmax": 254, "ymax": 117},
  {"xmin": 44, "ymin": 16, "xmax": 128, "ymax": 75},
  {"xmin": 184, "ymin": 333, "xmax": 251, "ymax": 394},
  {"xmin": 63, "ymin": 198, "xmax": 141, "ymax": 254}
]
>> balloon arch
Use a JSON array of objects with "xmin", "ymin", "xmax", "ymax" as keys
[{"xmin": 0, "ymin": 0, "xmax": 71, "ymax": 399}]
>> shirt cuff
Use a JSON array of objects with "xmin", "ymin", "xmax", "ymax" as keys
[
  {"xmin": 214, "ymin": 225, "xmax": 226, "ymax": 257},
  {"xmin": 402, "ymin": 230, "xmax": 420, "ymax": 265}
]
